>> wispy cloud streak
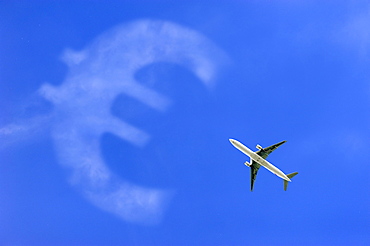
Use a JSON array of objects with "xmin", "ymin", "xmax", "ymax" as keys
[
  {"xmin": 336, "ymin": 5, "xmax": 370, "ymax": 58},
  {"xmin": 0, "ymin": 115, "xmax": 51, "ymax": 149}
]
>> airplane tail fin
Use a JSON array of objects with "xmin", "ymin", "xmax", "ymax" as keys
[{"xmin": 284, "ymin": 172, "xmax": 298, "ymax": 191}]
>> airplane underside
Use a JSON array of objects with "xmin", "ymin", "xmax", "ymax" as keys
[{"xmin": 230, "ymin": 139, "xmax": 298, "ymax": 191}]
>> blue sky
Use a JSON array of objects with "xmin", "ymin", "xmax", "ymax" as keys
[{"xmin": 1, "ymin": 1, "xmax": 370, "ymax": 245}]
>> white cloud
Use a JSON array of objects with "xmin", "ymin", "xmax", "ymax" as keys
[
  {"xmin": 89, "ymin": 183, "xmax": 174, "ymax": 225},
  {"xmin": 61, "ymin": 48, "xmax": 87, "ymax": 66},
  {"xmin": 37, "ymin": 19, "xmax": 229, "ymax": 224}
]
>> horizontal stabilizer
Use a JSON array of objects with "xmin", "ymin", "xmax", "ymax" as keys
[{"xmin": 284, "ymin": 172, "xmax": 298, "ymax": 191}]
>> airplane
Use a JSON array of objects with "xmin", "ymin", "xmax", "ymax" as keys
[{"xmin": 229, "ymin": 139, "xmax": 298, "ymax": 191}]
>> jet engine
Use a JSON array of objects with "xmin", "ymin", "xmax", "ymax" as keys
[
  {"xmin": 244, "ymin": 161, "xmax": 251, "ymax": 167},
  {"xmin": 256, "ymin": 144, "xmax": 263, "ymax": 150}
]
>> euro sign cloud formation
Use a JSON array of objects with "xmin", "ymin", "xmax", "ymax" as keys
[{"xmin": 39, "ymin": 20, "xmax": 228, "ymax": 224}]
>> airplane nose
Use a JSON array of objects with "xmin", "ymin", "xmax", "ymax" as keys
[{"xmin": 229, "ymin": 139, "xmax": 235, "ymax": 144}]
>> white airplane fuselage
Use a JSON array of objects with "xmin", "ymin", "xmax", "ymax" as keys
[{"xmin": 229, "ymin": 139, "xmax": 291, "ymax": 182}]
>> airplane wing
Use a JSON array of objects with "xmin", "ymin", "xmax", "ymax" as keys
[
  {"xmin": 250, "ymin": 161, "xmax": 261, "ymax": 191},
  {"xmin": 250, "ymin": 140, "xmax": 289, "ymax": 189},
  {"xmin": 259, "ymin": 140, "xmax": 287, "ymax": 159}
]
